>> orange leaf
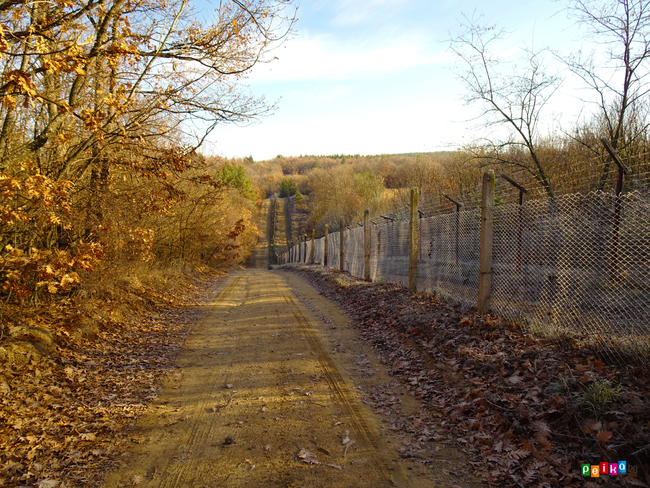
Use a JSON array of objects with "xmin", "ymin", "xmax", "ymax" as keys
[{"xmin": 596, "ymin": 431, "xmax": 612, "ymax": 442}]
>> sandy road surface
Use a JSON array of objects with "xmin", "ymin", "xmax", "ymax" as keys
[
  {"xmin": 101, "ymin": 202, "xmax": 470, "ymax": 488},
  {"xmin": 101, "ymin": 269, "xmax": 433, "ymax": 487}
]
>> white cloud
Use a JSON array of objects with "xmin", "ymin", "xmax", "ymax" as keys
[
  {"xmin": 200, "ymin": 0, "xmax": 588, "ymax": 162},
  {"xmin": 331, "ymin": 0, "xmax": 408, "ymax": 27},
  {"xmin": 250, "ymin": 33, "xmax": 448, "ymax": 82},
  {"xmin": 207, "ymin": 94, "xmax": 475, "ymax": 160}
]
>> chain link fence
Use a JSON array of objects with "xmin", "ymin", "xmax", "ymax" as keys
[
  {"xmin": 491, "ymin": 188, "xmax": 650, "ymax": 363},
  {"xmin": 327, "ymin": 231, "xmax": 341, "ymax": 270},
  {"xmin": 282, "ymin": 148, "xmax": 650, "ymax": 366},
  {"xmin": 283, "ymin": 182, "xmax": 650, "ymax": 365}
]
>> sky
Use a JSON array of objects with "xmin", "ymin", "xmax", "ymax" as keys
[{"xmin": 202, "ymin": 0, "xmax": 585, "ymax": 161}]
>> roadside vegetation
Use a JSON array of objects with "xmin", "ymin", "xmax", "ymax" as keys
[
  {"xmin": 0, "ymin": 0, "xmax": 296, "ymax": 335},
  {"xmin": 0, "ymin": 1, "xmax": 295, "ymax": 484}
]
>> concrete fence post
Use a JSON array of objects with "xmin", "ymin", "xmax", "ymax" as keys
[
  {"xmin": 311, "ymin": 230, "xmax": 315, "ymax": 264},
  {"xmin": 324, "ymin": 224, "xmax": 329, "ymax": 266},
  {"xmin": 339, "ymin": 225, "xmax": 345, "ymax": 272},
  {"xmin": 409, "ymin": 188, "xmax": 419, "ymax": 292},
  {"xmin": 364, "ymin": 210, "xmax": 371, "ymax": 281},
  {"xmin": 478, "ymin": 170, "xmax": 495, "ymax": 314}
]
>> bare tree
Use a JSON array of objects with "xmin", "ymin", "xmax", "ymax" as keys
[
  {"xmin": 562, "ymin": 0, "xmax": 650, "ymax": 189},
  {"xmin": 450, "ymin": 14, "xmax": 561, "ymax": 198}
]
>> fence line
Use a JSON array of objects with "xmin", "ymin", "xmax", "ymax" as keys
[
  {"xmin": 283, "ymin": 170, "xmax": 650, "ymax": 366},
  {"xmin": 269, "ymin": 197, "xmax": 277, "ymax": 265}
]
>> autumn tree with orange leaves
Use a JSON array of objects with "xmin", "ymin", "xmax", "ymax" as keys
[{"xmin": 0, "ymin": 0, "xmax": 296, "ymax": 311}]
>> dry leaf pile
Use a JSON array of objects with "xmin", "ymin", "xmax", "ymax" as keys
[
  {"xmin": 286, "ymin": 265, "xmax": 650, "ymax": 487},
  {"xmin": 0, "ymin": 273, "xmax": 228, "ymax": 487}
]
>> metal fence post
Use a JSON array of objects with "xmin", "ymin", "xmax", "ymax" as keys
[
  {"xmin": 409, "ymin": 188, "xmax": 419, "ymax": 292},
  {"xmin": 478, "ymin": 171, "xmax": 495, "ymax": 314}
]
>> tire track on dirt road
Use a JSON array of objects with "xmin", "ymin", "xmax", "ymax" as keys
[
  {"xmin": 160, "ymin": 274, "xmax": 248, "ymax": 488},
  {"xmin": 285, "ymin": 293, "xmax": 394, "ymax": 480},
  {"xmin": 102, "ymin": 270, "xmax": 421, "ymax": 488}
]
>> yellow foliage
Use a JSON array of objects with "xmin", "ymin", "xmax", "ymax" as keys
[
  {"xmin": 6, "ymin": 70, "xmax": 36, "ymax": 97},
  {"xmin": 0, "ymin": 0, "xmax": 297, "ymax": 315}
]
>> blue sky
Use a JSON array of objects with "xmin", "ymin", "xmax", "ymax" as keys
[{"xmin": 203, "ymin": 0, "xmax": 582, "ymax": 161}]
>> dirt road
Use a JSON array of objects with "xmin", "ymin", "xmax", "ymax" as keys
[
  {"xmin": 101, "ymin": 201, "xmax": 470, "ymax": 488},
  {"xmin": 101, "ymin": 269, "xmax": 435, "ymax": 487}
]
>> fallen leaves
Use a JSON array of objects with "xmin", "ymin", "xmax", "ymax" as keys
[
  {"xmin": 596, "ymin": 430, "xmax": 613, "ymax": 443},
  {"xmin": 296, "ymin": 448, "xmax": 319, "ymax": 465},
  {"xmin": 288, "ymin": 265, "xmax": 650, "ymax": 487},
  {"xmin": 36, "ymin": 480, "xmax": 59, "ymax": 488},
  {"xmin": 0, "ymin": 273, "xmax": 229, "ymax": 487},
  {"xmin": 507, "ymin": 374, "xmax": 523, "ymax": 384}
]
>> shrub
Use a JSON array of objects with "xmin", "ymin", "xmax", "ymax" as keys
[{"xmin": 279, "ymin": 178, "xmax": 298, "ymax": 197}]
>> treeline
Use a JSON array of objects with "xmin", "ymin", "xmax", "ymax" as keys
[
  {"xmin": 0, "ymin": 0, "xmax": 295, "ymax": 321},
  {"xmin": 241, "ymin": 127, "xmax": 650, "ymax": 238},
  {"xmin": 242, "ymin": 152, "xmax": 465, "ymax": 196},
  {"xmin": 240, "ymin": 152, "xmax": 475, "ymax": 234}
]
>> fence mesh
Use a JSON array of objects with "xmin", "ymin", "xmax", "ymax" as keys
[
  {"xmin": 372, "ymin": 220, "xmax": 409, "ymax": 288},
  {"xmin": 328, "ymin": 232, "xmax": 341, "ymax": 269},
  {"xmin": 344, "ymin": 227, "xmax": 365, "ymax": 278},
  {"xmin": 283, "ymin": 186, "xmax": 650, "ymax": 365},
  {"xmin": 419, "ymin": 208, "xmax": 482, "ymax": 305},
  {"xmin": 314, "ymin": 238, "xmax": 324, "ymax": 265},
  {"xmin": 491, "ymin": 189, "xmax": 650, "ymax": 364}
]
